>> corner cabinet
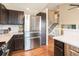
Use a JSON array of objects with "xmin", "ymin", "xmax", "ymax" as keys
[
  {"xmin": 7, "ymin": 34, "xmax": 24, "ymax": 51},
  {"xmin": 8, "ymin": 10, "xmax": 24, "ymax": 25}
]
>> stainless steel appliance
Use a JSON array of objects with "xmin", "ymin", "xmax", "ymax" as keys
[
  {"xmin": 0, "ymin": 42, "xmax": 9, "ymax": 56},
  {"xmin": 24, "ymin": 15, "xmax": 41, "ymax": 50}
]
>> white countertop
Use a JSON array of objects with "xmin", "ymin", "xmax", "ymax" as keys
[
  {"xmin": 0, "ymin": 32, "xmax": 23, "ymax": 43},
  {"xmin": 53, "ymin": 35, "xmax": 79, "ymax": 48}
]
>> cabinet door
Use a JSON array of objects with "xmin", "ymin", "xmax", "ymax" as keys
[
  {"xmin": 15, "ymin": 39, "xmax": 24, "ymax": 50},
  {"xmin": 8, "ymin": 10, "xmax": 18, "ymax": 24},
  {"xmin": 64, "ymin": 44, "xmax": 70, "ymax": 56},
  {"xmin": 18, "ymin": 11, "xmax": 24, "ymax": 24},
  {"xmin": 0, "ymin": 4, "xmax": 8, "ymax": 24},
  {"xmin": 8, "ymin": 10, "xmax": 24, "ymax": 24},
  {"xmin": 64, "ymin": 44, "xmax": 79, "ymax": 56},
  {"xmin": 54, "ymin": 45, "xmax": 64, "ymax": 56},
  {"xmin": 69, "ymin": 50, "xmax": 79, "ymax": 56},
  {"xmin": 7, "ymin": 37, "xmax": 15, "ymax": 51},
  {"xmin": 14, "ymin": 35, "xmax": 24, "ymax": 50}
]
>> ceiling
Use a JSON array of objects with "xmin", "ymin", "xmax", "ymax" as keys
[{"xmin": 3, "ymin": 3, "xmax": 62, "ymax": 15}]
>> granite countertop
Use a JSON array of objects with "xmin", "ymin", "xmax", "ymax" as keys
[
  {"xmin": 53, "ymin": 35, "xmax": 79, "ymax": 48},
  {"xmin": 0, "ymin": 32, "xmax": 23, "ymax": 43}
]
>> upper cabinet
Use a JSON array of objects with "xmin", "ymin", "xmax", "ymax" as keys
[
  {"xmin": 8, "ymin": 10, "xmax": 24, "ymax": 25},
  {"xmin": 18, "ymin": 11, "xmax": 24, "ymax": 25},
  {"xmin": 0, "ymin": 3, "xmax": 24, "ymax": 25},
  {"xmin": 0, "ymin": 3, "xmax": 8, "ymax": 24}
]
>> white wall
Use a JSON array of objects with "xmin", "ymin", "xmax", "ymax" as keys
[
  {"xmin": 48, "ymin": 4, "xmax": 79, "ymax": 35},
  {"xmin": 63, "ymin": 29, "xmax": 79, "ymax": 35},
  {"xmin": 48, "ymin": 10, "xmax": 55, "ymax": 26},
  {"xmin": 59, "ymin": 4, "xmax": 79, "ymax": 24}
]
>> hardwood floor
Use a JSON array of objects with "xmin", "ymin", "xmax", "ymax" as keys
[
  {"xmin": 10, "ymin": 36, "xmax": 54, "ymax": 56},
  {"xmin": 48, "ymin": 36, "xmax": 54, "ymax": 55}
]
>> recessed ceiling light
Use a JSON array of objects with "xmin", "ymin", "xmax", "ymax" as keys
[
  {"xmin": 77, "ymin": 8, "xmax": 79, "ymax": 10},
  {"xmin": 26, "ymin": 8, "xmax": 30, "ymax": 10}
]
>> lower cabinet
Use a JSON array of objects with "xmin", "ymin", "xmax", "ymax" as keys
[
  {"xmin": 14, "ymin": 35, "xmax": 24, "ymax": 50},
  {"xmin": 54, "ymin": 40, "xmax": 64, "ymax": 56},
  {"xmin": 7, "ymin": 34, "xmax": 24, "ymax": 51},
  {"xmin": 7, "ymin": 37, "xmax": 15, "ymax": 51},
  {"xmin": 69, "ymin": 50, "xmax": 79, "ymax": 56},
  {"xmin": 65, "ymin": 44, "xmax": 79, "ymax": 56}
]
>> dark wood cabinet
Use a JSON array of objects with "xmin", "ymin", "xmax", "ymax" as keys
[
  {"xmin": 14, "ymin": 34, "xmax": 24, "ymax": 50},
  {"xmin": 7, "ymin": 34, "xmax": 24, "ymax": 51},
  {"xmin": 18, "ymin": 11, "xmax": 24, "ymax": 24},
  {"xmin": 8, "ymin": 10, "xmax": 24, "ymax": 25},
  {"xmin": 54, "ymin": 40, "xmax": 64, "ymax": 56},
  {"xmin": 0, "ymin": 4, "xmax": 24, "ymax": 25},
  {"xmin": 7, "ymin": 36, "xmax": 15, "ymax": 51},
  {"xmin": 8, "ymin": 10, "xmax": 18, "ymax": 24},
  {"xmin": 0, "ymin": 3, "xmax": 8, "ymax": 24}
]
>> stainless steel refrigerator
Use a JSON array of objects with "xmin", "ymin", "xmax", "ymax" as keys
[{"xmin": 24, "ymin": 15, "xmax": 41, "ymax": 50}]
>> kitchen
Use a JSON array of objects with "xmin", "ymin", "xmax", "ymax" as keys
[
  {"xmin": 0, "ymin": 3, "xmax": 24, "ymax": 56},
  {"xmin": 1, "ymin": 3, "xmax": 79, "ymax": 56},
  {"xmin": 0, "ymin": 3, "xmax": 47, "ymax": 56}
]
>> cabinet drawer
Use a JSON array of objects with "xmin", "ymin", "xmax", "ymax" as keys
[
  {"xmin": 13, "ymin": 35, "xmax": 23, "ymax": 39},
  {"xmin": 30, "ymin": 33, "xmax": 40, "ymax": 37},
  {"xmin": 54, "ymin": 45, "xmax": 64, "ymax": 56},
  {"xmin": 69, "ymin": 50, "xmax": 79, "ymax": 56},
  {"xmin": 54, "ymin": 40, "xmax": 64, "ymax": 49},
  {"xmin": 69, "ymin": 45, "xmax": 79, "ymax": 53}
]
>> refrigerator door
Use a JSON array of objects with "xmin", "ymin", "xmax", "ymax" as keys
[
  {"xmin": 30, "ymin": 16, "xmax": 41, "ymax": 32},
  {"xmin": 25, "ymin": 38, "xmax": 31, "ymax": 50},
  {"xmin": 24, "ymin": 15, "xmax": 41, "ymax": 50},
  {"xmin": 24, "ymin": 15, "xmax": 31, "ymax": 50}
]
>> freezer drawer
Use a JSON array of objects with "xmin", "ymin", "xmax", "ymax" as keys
[
  {"xmin": 31, "ymin": 38, "xmax": 40, "ymax": 49},
  {"xmin": 30, "ymin": 33, "xmax": 40, "ymax": 37}
]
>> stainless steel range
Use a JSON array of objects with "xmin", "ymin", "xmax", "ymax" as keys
[{"xmin": 0, "ymin": 42, "xmax": 9, "ymax": 56}]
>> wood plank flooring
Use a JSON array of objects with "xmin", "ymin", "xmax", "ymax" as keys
[
  {"xmin": 48, "ymin": 36, "xmax": 54, "ymax": 55},
  {"xmin": 10, "ymin": 36, "xmax": 54, "ymax": 56}
]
